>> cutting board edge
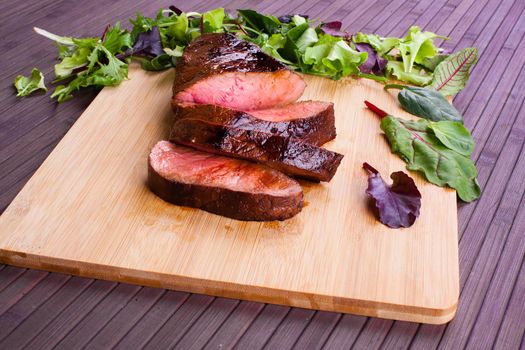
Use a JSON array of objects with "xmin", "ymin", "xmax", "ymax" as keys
[{"xmin": 0, "ymin": 247, "xmax": 458, "ymax": 324}]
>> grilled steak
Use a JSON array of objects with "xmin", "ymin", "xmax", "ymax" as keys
[
  {"xmin": 170, "ymin": 119, "xmax": 344, "ymax": 182},
  {"xmin": 172, "ymin": 33, "xmax": 306, "ymax": 111},
  {"xmin": 148, "ymin": 141, "xmax": 303, "ymax": 221},
  {"xmin": 173, "ymin": 101, "xmax": 336, "ymax": 146}
]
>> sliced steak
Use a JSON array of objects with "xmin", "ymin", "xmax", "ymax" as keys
[
  {"xmin": 173, "ymin": 101, "xmax": 336, "ymax": 146},
  {"xmin": 170, "ymin": 119, "xmax": 344, "ymax": 182},
  {"xmin": 172, "ymin": 33, "xmax": 305, "ymax": 111},
  {"xmin": 148, "ymin": 141, "xmax": 303, "ymax": 221}
]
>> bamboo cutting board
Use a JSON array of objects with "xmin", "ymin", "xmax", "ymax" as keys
[{"xmin": 0, "ymin": 64, "xmax": 459, "ymax": 324}]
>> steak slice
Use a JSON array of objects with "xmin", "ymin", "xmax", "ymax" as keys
[
  {"xmin": 170, "ymin": 119, "xmax": 344, "ymax": 182},
  {"xmin": 172, "ymin": 33, "xmax": 305, "ymax": 111},
  {"xmin": 173, "ymin": 101, "xmax": 336, "ymax": 146},
  {"xmin": 148, "ymin": 141, "xmax": 303, "ymax": 221}
]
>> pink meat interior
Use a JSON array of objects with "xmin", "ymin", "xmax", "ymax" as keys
[
  {"xmin": 174, "ymin": 71, "xmax": 306, "ymax": 111},
  {"xmin": 150, "ymin": 141, "xmax": 301, "ymax": 196},
  {"xmin": 249, "ymin": 101, "xmax": 332, "ymax": 121}
]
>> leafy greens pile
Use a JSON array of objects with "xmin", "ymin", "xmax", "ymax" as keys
[{"xmin": 14, "ymin": 6, "xmax": 477, "ymax": 101}]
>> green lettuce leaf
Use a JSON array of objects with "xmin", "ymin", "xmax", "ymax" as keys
[
  {"xmin": 203, "ymin": 8, "xmax": 225, "ymax": 32},
  {"xmin": 386, "ymin": 61, "xmax": 433, "ymax": 86},
  {"xmin": 302, "ymin": 35, "xmax": 367, "ymax": 79},
  {"xmin": 14, "ymin": 68, "xmax": 47, "ymax": 97},
  {"xmin": 399, "ymin": 26, "xmax": 447, "ymax": 73},
  {"xmin": 353, "ymin": 32, "xmax": 399, "ymax": 55},
  {"xmin": 54, "ymin": 46, "xmax": 92, "ymax": 79}
]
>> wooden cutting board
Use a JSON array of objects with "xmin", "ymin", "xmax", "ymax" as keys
[{"xmin": 0, "ymin": 64, "xmax": 459, "ymax": 324}]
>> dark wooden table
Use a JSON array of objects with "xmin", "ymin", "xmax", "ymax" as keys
[{"xmin": 1, "ymin": 0, "xmax": 524, "ymax": 348}]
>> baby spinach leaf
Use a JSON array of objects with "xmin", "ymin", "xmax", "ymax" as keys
[
  {"xmin": 430, "ymin": 47, "xmax": 478, "ymax": 96},
  {"xmin": 363, "ymin": 162, "xmax": 421, "ymax": 228},
  {"xmin": 428, "ymin": 121, "xmax": 474, "ymax": 156},
  {"xmin": 237, "ymin": 9, "xmax": 281, "ymax": 34},
  {"xmin": 14, "ymin": 68, "xmax": 47, "ymax": 97},
  {"xmin": 365, "ymin": 101, "xmax": 481, "ymax": 202},
  {"xmin": 384, "ymin": 84, "xmax": 464, "ymax": 122}
]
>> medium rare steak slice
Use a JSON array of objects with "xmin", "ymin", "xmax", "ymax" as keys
[
  {"xmin": 173, "ymin": 101, "xmax": 336, "ymax": 146},
  {"xmin": 172, "ymin": 33, "xmax": 305, "ymax": 111},
  {"xmin": 148, "ymin": 141, "xmax": 303, "ymax": 221},
  {"xmin": 170, "ymin": 119, "xmax": 344, "ymax": 182}
]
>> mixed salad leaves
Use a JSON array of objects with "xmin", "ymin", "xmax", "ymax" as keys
[{"xmin": 14, "ymin": 6, "xmax": 477, "ymax": 102}]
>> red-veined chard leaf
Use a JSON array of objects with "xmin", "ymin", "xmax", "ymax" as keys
[{"xmin": 429, "ymin": 47, "xmax": 478, "ymax": 96}]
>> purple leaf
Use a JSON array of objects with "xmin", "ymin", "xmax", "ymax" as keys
[
  {"xmin": 363, "ymin": 162, "xmax": 421, "ymax": 228},
  {"xmin": 354, "ymin": 43, "xmax": 387, "ymax": 75},
  {"xmin": 169, "ymin": 5, "xmax": 183, "ymax": 15},
  {"xmin": 132, "ymin": 26, "xmax": 163, "ymax": 58},
  {"xmin": 319, "ymin": 21, "xmax": 346, "ymax": 37}
]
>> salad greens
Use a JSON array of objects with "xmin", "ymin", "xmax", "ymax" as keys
[
  {"xmin": 34, "ymin": 24, "xmax": 132, "ymax": 102},
  {"xmin": 365, "ymin": 101, "xmax": 480, "ymax": 202},
  {"xmin": 14, "ymin": 68, "xmax": 47, "ymax": 97},
  {"xmin": 14, "ymin": 6, "xmax": 476, "ymax": 102}
]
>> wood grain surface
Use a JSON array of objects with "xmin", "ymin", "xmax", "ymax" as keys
[
  {"xmin": 0, "ymin": 0, "xmax": 524, "ymax": 348},
  {"xmin": 0, "ymin": 64, "xmax": 459, "ymax": 324}
]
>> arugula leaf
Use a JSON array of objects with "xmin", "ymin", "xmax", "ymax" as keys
[
  {"xmin": 103, "ymin": 22, "xmax": 133, "ymax": 53},
  {"xmin": 14, "ymin": 68, "xmax": 47, "ymax": 97},
  {"xmin": 386, "ymin": 61, "xmax": 433, "ymax": 86},
  {"xmin": 363, "ymin": 162, "xmax": 421, "ymax": 228},
  {"xmin": 430, "ymin": 47, "xmax": 478, "ymax": 96},
  {"xmin": 365, "ymin": 101, "xmax": 480, "ymax": 202},
  {"xmin": 384, "ymin": 84, "xmax": 464, "ymax": 122},
  {"xmin": 428, "ymin": 121, "xmax": 474, "ymax": 156},
  {"xmin": 36, "ymin": 23, "xmax": 131, "ymax": 102},
  {"xmin": 130, "ymin": 12, "xmax": 155, "ymax": 41}
]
